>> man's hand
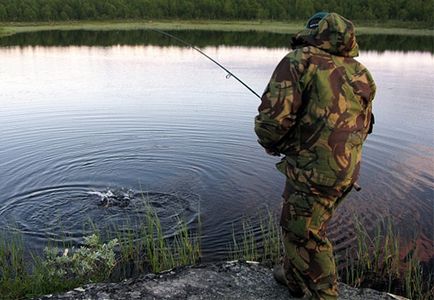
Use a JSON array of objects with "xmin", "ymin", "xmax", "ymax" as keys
[{"xmin": 265, "ymin": 148, "xmax": 281, "ymax": 156}]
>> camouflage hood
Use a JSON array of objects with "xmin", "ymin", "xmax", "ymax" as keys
[{"xmin": 291, "ymin": 13, "xmax": 359, "ymax": 57}]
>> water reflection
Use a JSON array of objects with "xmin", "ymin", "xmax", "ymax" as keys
[
  {"xmin": 1, "ymin": 29, "xmax": 433, "ymax": 53},
  {"xmin": 0, "ymin": 42, "xmax": 432, "ymax": 266}
]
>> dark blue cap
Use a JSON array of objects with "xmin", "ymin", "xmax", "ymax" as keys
[{"xmin": 306, "ymin": 12, "xmax": 328, "ymax": 29}]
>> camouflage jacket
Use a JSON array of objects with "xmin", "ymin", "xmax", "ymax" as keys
[{"xmin": 255, "ymin": 13, "xmax": 376, "ymax": 193}]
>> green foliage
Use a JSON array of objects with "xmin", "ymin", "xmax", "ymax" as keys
[
  {"xmin": 0, "ymin": 233, "xmax": 27, "ymax": 299},
  {"xmin": 0, "ymin": 233, "xmax": 118, "ymax": 299},
  {"xmin": 42, "ymin": 234, "xmax": 118, "ymax": 282},
  {"xmin": 0, "ymin": 202, "xmax": 201, "ymax": 299},
  {"xmin": 1, "ymin": 208, "xmax": 431, "ymax": 299},
  {"xmin": 0, "ymin": 0, "xmax": 432, "ymax": 23}
]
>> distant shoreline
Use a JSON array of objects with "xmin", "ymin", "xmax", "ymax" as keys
[{"xmin": 1, "ymin": 20, "xmax": 433, "ymax": 38}]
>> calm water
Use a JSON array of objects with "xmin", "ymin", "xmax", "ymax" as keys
[{"xmin": 0, "ymin": 31, "xmax": 433, "ymax": 263}]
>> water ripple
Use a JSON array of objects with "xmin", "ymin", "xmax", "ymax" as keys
[{"xmin": 0, "ymin": 185, "xmax": 199, "ymax": 245}]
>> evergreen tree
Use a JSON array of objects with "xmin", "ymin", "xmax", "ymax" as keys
[{"xmin": 0, "ymin": 0, "xmax": 431, "ymax": 23}]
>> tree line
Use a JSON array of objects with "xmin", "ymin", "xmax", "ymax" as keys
[{"xmin": 0, "ymin": 0, "xmax": 432, "ymax": 23}]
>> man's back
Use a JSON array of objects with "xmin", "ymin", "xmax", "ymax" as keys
[{"xmin": 255, "ymin": 13, "xmax": 376, "ymax": 193}]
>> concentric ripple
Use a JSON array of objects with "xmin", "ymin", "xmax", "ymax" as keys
[
  {"xmin": 0, "ymin": 185, "xmax": 199, "ymax": 247},
  {"xmin": 0, "ymin": 44, "xmax": 433, "ymax": 263}
]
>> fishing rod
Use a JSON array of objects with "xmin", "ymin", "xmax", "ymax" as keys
[{"xmin": 150, "ymin": 28, "xmax": 261, "ymax": 99}]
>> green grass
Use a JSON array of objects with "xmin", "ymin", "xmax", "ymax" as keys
[
  {"xmin": 0, "ymin": 232, "xmax": 84, "ymax": 299},
  {"xmin": 342, "ymin": 216, "xmax": 433, "ymax": 299},
  {"xmin": 104, "ymin": 199, "xmax": 201, "ymax": 277},
  {"xmin": 1, "ymin": 206, "xmax": 431, "ymax": 299},
  {"xmin": 0, "ymin": 19, "xmax": 433, "ymax": 38},
  {"xmin": 0, "ymin": 199, "xmax": 201, "ymax": 299},
  {"xmin": 229, "ymin": 213, "xmax": 280, "ymax": 264},
  {"xmin": 229, "ymin": 210, "xmax": 282, "ymax": 265},
  {"xmin": 230, "ymin": 212, "xmax": 433, "ymax": 299}
]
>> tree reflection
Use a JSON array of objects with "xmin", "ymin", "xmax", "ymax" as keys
[{"xmin": 0, "ymin": 30, "xmax": 432, "ymax": 53}]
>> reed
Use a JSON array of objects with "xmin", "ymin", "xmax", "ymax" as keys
[
  {"xmin": 229, "ymin": 211, "xmax": 282, "ymax": 265},
  {"xmin": 0, "ymin": 232, "xmax": 27, "ymax": 299},
  {"xmin": 0, "ymin": 202, "xmax": 201, "ymax": 299},
  {"xmin": 1, "ymin": 206, "xmax": 430, "ymax": 299},
  {"xmin": 229, "ymin": 212, "xmax": 432, "ymax": 299},
  {"xmin": 259, "ymin": 210, "xmax": 282, "ymax": 265},
  {"xmin": 343, "ymin": 216, "xmax": 432, "ymax": 299},
  {"xmin": 111, "ymin": 199, "xmax": 201, "ymax": 275},
  {"xmin": 0, "ymin": 231, "xmax": 86, "ymax": 299}
]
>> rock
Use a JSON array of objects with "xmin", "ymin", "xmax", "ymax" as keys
[{"xmin": 36, "ymin": 261, "xmax": 407, "ymax": 300}]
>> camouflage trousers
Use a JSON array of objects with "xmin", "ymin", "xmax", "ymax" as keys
[{"xmin": 280, "ymin": 179, "xmax": 352, "ymax": 300}]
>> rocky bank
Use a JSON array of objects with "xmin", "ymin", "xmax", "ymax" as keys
[{"xmin": 37, "ymin": 261, "xmax": 407, "ymax": 300}]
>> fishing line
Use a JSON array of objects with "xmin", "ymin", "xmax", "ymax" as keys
[{"xmin": 150, "ymin": 28, "xmax": 261, "ymax": 99}]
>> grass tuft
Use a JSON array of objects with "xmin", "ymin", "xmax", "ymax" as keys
[
  {"xmin": 230, "ymin": 212, "xmax": 432, "ymax": 299},
  {"xmin": 342, "ymin": 216, "xmax": 433, "ymax": 299},
  {"xmin": 1, "ymin": 206, "xmax": 431, "ymax": 299},
  {"xmin": 0, "ymin": 198, "xmax": 201, "ymax": 299},
  {"xmin": 229, "ymin": 210, "xmax": 282, "ymax": 265}
]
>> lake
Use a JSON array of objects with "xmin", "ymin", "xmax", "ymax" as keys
[{"xmin": 0, "ymin": 30, "xmax": 433, "ymax": 265}]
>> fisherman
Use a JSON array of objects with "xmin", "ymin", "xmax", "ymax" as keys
[{"xmin": 254, "ymin": 12, "xmax": 376, "ymax": 299}]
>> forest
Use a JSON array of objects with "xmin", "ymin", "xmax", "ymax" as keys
[{"xmin": 0, "ymin": 0, "xmax": 432, "ymax": 23}]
